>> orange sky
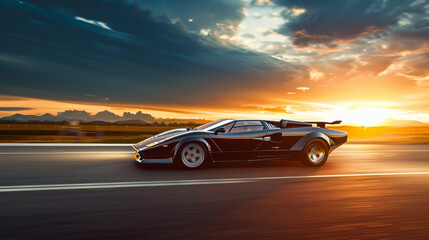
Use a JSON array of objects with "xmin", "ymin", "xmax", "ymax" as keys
[{"xmin": 1, "ymin": 0, "xmax": 428, "ymax": 126}]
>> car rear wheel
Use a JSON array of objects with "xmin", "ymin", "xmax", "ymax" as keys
[
  {"xmin": 300, "ymin": 139, "xmax": 328, "ymax": 167},
  {"xmin": 179, "ymin": 143, "xmax": 206, "ymax": 169}
]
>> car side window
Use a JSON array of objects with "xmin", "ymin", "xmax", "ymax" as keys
[
  {"xmin": 233, "ymin": 120, "xmax": 262, "ymax": 127},
  {"xmin": 229, "ymin": 121, "xmax": 264, "ymax": 133},
  {"xmin": 216, "ymin": 122, "xmax": 234, "ymax": 133}
]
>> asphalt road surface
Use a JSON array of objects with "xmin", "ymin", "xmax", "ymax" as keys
[{"xmin": 1, "ymin": 143, "xmax": 428, "ymax": 240}]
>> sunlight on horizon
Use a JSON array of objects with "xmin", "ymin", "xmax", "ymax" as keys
[
  {"xmin": 1, "ymin": 97, "xmax": 428, "ymax": 127},
  {"xmin": 330, "ymin": 107, "xmax": 392, "ymax": 127}
]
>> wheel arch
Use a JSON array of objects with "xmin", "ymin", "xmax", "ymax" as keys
[
  {"xmin": 289, "ymin": 132, "xmax": 333, "ymax": 151},
  {"xmin": 173, "ymin": 137, "xmax": 212, "ymax": 159}
]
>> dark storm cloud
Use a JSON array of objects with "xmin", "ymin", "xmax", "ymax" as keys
[
  {"xmin": 0, "ymin": 0, "xmax": 303, "ymax": 107},
  {"xmin": 140, "ymin": 0, "xmax": 245, "ymax": 35},
  {"xmin": 395, "ymin": 29, "xmax": 429, "ymax": 41},
  {"xmin": 274, "ymin": 0, "xmax": 427, "ymax": 48},
  {"xmin": 0, "ymin": 107, "xmax": 33, "ymax": 111}
]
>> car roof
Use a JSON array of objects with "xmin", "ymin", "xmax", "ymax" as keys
[{"xmin": 225, "ymin": 119, "xmax": 270, "ymax": 121}]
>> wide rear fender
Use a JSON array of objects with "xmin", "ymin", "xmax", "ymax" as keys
[{"xmin": 289, "ymin": 132, "xmax": 334, "ymax": 151}]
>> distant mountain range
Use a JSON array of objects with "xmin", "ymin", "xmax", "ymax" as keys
[
  {"xmin": 381, "ymin": 118, "xmax": 429, "ymax": 127},
  {"xmin": 0, "ymin": 110, "xmax": 155, "ymax": 124},
  {"xmin": 1, "ymin": 111, "xmax": 427, "ymax": 127}
]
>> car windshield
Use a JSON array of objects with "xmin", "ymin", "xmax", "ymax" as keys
[{"xmin": 195, "ymin": 119, "xmax": 233, "ymax": 131}]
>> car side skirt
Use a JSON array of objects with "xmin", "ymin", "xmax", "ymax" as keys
[
  {"xmin": 134, "ymin": 153, "xmax": 173, "ymax": 164},
  {"xmin": 135, "ymin": 158, "xmax": 173, "ymax": 164}
]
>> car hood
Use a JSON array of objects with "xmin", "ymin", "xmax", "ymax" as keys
[{"xmin": 134, "ymin": 128, "xmax": 192, "ymax": 150}]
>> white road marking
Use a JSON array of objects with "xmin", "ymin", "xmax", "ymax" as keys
[
  {"xmin": 1, "ymin": 171, "xmax": 428, "ymax": 193},
  {"xmin": 0, "ymin": 143, "xmax": 131, "ymax": 147},
  {"xmin": 338, "ymin": 150, "xmax": 429, "ymax": 152},
  {"xmin": 0, "ymin": 149, "xmax": 428, "ymax": 155},
  {"xmin": 0, "ymin": 179, "xmax": 252, "ymax": 192},
  {"xmin": 0, "ymin": 151, "xmax": 133, "ymax": 155}
]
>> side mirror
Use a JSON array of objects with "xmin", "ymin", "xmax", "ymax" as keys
[{"xmin": 214, "ymin": 127, "xmax": 226, "ymax": 135}]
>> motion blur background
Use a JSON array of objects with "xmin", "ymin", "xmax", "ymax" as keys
[
  {"xmin": 1, "ymin": 1, "xmax": 429, "ymax": 239},
  {"xmin": 1, "ymin": 0, "xmax": 428, "ymax": 141}
]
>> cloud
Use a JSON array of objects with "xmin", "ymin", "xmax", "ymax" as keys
[
  {"xmin": 296, "ymin": 87, "xmax": 309, "ymax": 92},
  {"xmin": 2, "ymin": 0, "xmax": 427, "ymax": 122},
  {"xmin": 350, "ymin": 55, "xmax": 399, "ymax": 75},
  {"xmin": 291, "ymin": 29, "xmax": 337, "ymax": 49},
  {"xmin": 395, "ymin": 29, "xmax": 429, "ymax": 41},
  {"xmin": 265, "ymin": 106, "xmax": 294, "ymax": 114},
  {"xmin": 274, "ymin": 0, "xmax": 427, "ymax": 49},
  {"xmin": 244, "ymin": 105, "xmax": 294, "ymax": 114},
  {"xmin": 141, "ymin": 0, "xmax": 246, "ymax": 36},
  {"xmin": 381, "ymin": 53, "xmax": 429, "ymax": 87},
  {"xmin": 0, "ymin": 0, "xmax": 305, "ymax": 108},
  {"xmin": 241, "ymin": 33, "xmax": 256, "ymax": 39},
  {"xmin": 75, "ymin": 16, "xmax": 112, "ymax": 30},
  {"xmin": 309, "ymin": 71, "xmax": 324, "ymax": 80},
  {"xmin": 0, "ymin": 107, "xmax": 33, "ymax": 111}
]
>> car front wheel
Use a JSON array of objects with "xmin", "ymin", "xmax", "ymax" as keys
[
  {"xmin": 300, "ymin": 139, "xmax": 329, "ymax": 167},
  {"xmin": 179, "ymin": 143, "xmax": 207, "ymax": 169}
]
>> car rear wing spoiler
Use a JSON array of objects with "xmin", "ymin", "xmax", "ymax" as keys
[{"xmin": 306, "ymin": 120, "xmax": 342, "ymax": 128}]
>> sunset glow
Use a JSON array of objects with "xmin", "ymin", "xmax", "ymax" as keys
[
  {"xmin": 2, "ymin": 2, "xmax": 429, "ymax": 239},
  {"xmin": 1, "ymin": 96, "xmax": 424, "ymax": 127},
  {"xmin": 330, "ymin": 107, "xmax": 393, "ymax": 127},
  {"xmin": 0, "ymin": 0, "xmax": 428, "ymax": 127}
]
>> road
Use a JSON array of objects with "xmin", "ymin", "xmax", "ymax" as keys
[{"xmin": 0, "ymin": 143, "xmax": 428, "ymax": 239}]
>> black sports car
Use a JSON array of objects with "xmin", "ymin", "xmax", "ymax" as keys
[{"xmin": 133, "ymin": 119, "xmax": 347, "ymax": 169}]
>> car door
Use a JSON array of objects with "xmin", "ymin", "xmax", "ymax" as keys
[
  {"xmin": 256, "ymin": 129, "xmax": 290, "ymax": 160},
  {"xmin": 210, "ymin": 120, "xmax": 267, "ymax": 161}
]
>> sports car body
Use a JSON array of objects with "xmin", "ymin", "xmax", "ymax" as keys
[{"xmin": 133, "ymin": 119, "xmax": 347, "ymax": 169}]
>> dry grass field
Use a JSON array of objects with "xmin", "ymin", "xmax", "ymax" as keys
[
  {"xmin": 0, "ymin": 123, "xmax": 428, "ymax": 144},
  {"xmin": 0, "ymin": 123, "xmax": 184, "ymax": 143}
]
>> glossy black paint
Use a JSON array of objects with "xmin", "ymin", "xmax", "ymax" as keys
[{"xmin": 133, "ymin": 119, "xmax": 347, "ymax": 163}]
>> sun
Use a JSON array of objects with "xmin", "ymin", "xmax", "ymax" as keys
[{"xmin": 340, "ymin": 108, "xmax": 391, "ymax": 127}]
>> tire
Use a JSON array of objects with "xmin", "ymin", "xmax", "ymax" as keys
[
  {"xmin": 177, "ymin": 142, "xmax": 208, "ymax": 169},
  {"xmin": 299, "ymin": 139, "xmax": 329, "ymax": 167}
]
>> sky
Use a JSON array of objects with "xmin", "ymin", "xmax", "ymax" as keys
[{"xmin": 0, "ymin": 0, "xmax": 428, "ymax": 126}]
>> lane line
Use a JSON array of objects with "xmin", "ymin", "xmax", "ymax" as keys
[
  {"xmin": 0, "ymin": 143, "xmax": 131, "ymax": 147},
  {"xmin": 1, "ymin": 171, "xmax": 428, "ymax": 193},
  {"xmin": 337, "ymin": 150, "xmax": 429, "ymax": 152},
  {"xmin": 0, "ymin": 151, "xmax": 133, "ymax": 155},
  {"xmin": 1, "ymin": 149, "xmax": 429, "ymax": 155},
  {"xmin": 0, "ymin": 179, "xmax": 252, "ymax": 192},
  {"xmin": 246, "ymin": 171, "xmax": 429, "ymax": 181}
]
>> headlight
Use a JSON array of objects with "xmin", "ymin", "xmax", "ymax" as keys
[{"xmin": 146, "ymin": 141, "xmax": 159, "ymax": 147}]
